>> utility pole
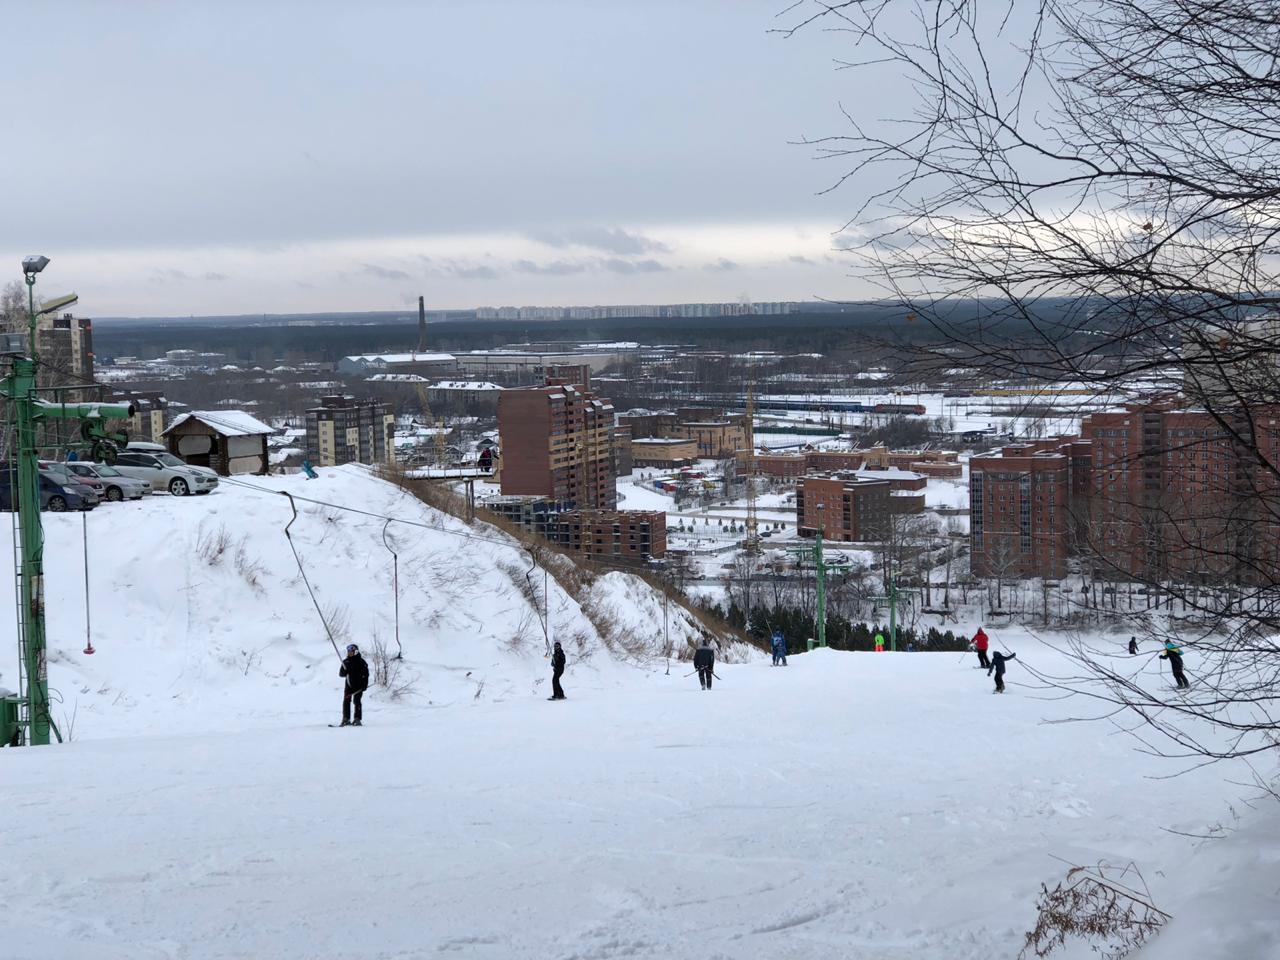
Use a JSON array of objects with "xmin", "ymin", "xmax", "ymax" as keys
[
  {"xmin": 3, "ymin": 256, "xmax": 134, "ymax": 746},
  {"xmin": 793, "ymin": 501, "xmax": 828, "ymax": 650}
]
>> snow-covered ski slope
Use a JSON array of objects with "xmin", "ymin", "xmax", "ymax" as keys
[
  {"xmin": 5, "ymin": 643, "xmax": 1277, "ymax": 959},
  {"xmin": 0, "ymin": 465, "xmax": 743, "ymax": 741},
  {"xmin": 2, "ymin": 467, "xmax": 1277, "ymax": 959}
]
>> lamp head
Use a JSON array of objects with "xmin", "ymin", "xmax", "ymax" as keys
[{"xmin": 22, "ymin": 255, "xmax": 50, "ymax": 276}]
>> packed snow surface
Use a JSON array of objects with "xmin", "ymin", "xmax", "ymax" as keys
[{"xmin": 4, "ymin": 641, "xmax": 1275, "ymax": 958}]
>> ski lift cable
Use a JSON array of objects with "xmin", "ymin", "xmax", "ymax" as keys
[{"xmin": 281, "ymin": 491, "xmax": 343, "ymax": 661}]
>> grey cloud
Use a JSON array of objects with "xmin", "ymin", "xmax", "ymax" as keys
[
  {"xmin": 150, "ymin": 268, "xmax": 192, "ymax": 284},
  {"xmin": 203, "ymin": 271, "xmax": 229, "ymax": 282},
  {"xmin": 360, "ymin": 263, "xmax": 412, "ymax": 281},
  {"xmin": 600, "ymin": 258, "xmax": 669, "ymax": 275},
  {"xmin": 512, "ymin": 259, "xmax": 589, "ymax": 276},
  {"xmin": 528, "ymin": 226, "xmax": 671, "ymax": 256},
  {"xmin": 704, "ymin": 258, "xmax": 739, "ymax": 272},
  {"xmin": 789, "ymin": 255, "xmax": 816, "ymax": 265},
  {"xmin": 453, "ymin": 264, "xmax": 500, "ymax": 280}
]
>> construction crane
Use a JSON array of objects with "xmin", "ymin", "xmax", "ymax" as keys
[{"xmin": 412, "ymin": 380, "xmax": 448, "ymax": 469}]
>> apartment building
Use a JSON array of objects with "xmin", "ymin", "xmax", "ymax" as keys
[
  {"xmin": 498, "ymin": 381, "xmax": 617, "ymax": 510},
  {"xmin": 968, "ymin": 401, "xmax": 1280, "ymax": 582},
  {"xmin": 483, "ymin": 497, "xmax": 666, "ymax": 560},
  {"xmin": 305, "ymin": 395, "xmax": 394, "ymax": 467},
  {"xmin": 969, "ymin": 439, "xmax": 1073, "ymax": 579},
  {"xmin": 796, "ymin": 475, "xmax": 892, "ymax": 542},
  {"xmin": 111, "ymin": 390, "xmax": 168, "ymax": 443}
]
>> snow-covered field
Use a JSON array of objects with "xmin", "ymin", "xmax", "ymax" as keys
[
  {"xmin": 2, "ymin": 467, "xmax": 1276, "ymax": 960},
  {"xmin": 4, "ymin": 635, "xmax": 1274, "ymax": 959}
]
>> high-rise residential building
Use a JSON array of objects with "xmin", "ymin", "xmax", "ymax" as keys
[
  {"xmin": 35, "ymin": 312, "xmax": 98, "ymax": 449},
  {"xmin": 498, "ymin": 380, "xmax": 616, "ymax": 510},
  {"xmin": 968, "ymin": 401, "xmax": 1280, "ymax": 582},
  {"xmin": 969, "ymin": 438, "xmax": 1075, "ymax": 580},
  {"xmin": 796, "ymin": 475, "xmax": 892, "ymax": 542},
  {"xmin": 305, "ymin": 395, "xmax": 394, "ymax": 467}
]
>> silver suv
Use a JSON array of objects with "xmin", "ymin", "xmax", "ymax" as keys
[{"xmin": 113, "ymin": 451, "xmax": 219, "ymax": 496}]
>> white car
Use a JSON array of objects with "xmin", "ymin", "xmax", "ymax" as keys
[
  {"xmin": 113, "ymin": 451, "xmax": 219, "ymax": 496},
  {"xmin": 64, "ymin": 462, "xmax": 151, "ymax": 501}
]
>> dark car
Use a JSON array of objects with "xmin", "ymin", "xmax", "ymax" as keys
[{"xmin": 0, "ymin": 470, "xmax": 94, "ymax": 512}]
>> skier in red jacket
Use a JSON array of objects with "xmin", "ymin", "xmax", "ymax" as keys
[{"xmin": 972, "ymin": 627, "xmax": 991, "ymax": 669}]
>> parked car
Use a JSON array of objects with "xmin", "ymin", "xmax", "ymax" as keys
[
  {"xmin": 62, "ymin": 461, "xmax": 151, "ymax": 501},
  {"xmin": 126, "ymin": 443, "xmax": 220, "ymax": 485},
  {"xmin": 41, "ymin": 461, "xmax": 107, "ymax": 501},
  {"xmin": 113, "ymin": 451, "xmax": 218, "ymax": 496},
  {"xmin": 0, "ymin": 470, "xmax": 95, "ymax": 512},
  {"xmin": 37, "ymin": 466, "xmax": 99, "ymax": 510}
]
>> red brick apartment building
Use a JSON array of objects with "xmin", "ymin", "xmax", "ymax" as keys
[
  {"xmin": 970, "ymin": 402, "xmax": 1280, "ymax": 581},
  {"xmin": 498, "ymin": 380, "xmax": 617, "ymax": 510},
  {"xmin": 796, "ymin": 476, "xmax": 892, "ymax": 542}
]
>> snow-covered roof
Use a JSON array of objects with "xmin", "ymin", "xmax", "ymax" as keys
[
  {"xmin": 163, "ymin": 410, "xmax": 276, "ymax": 437},
  {"xmin": 344, "ymin": 353, "xmax": 455, "ymax": 364},
  {"xmin": 365, "ymin": 373, "xmax": 429, "ymax": 383},
  {"xmin": 430, "ymin": 381, "xmax": 503, "ymax": 391}
]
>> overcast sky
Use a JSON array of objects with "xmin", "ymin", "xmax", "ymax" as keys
[{"xmin": 4, "ymin": 1, "xmax": 867, "ymax": 317}]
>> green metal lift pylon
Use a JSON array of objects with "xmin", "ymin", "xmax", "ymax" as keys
[
  {"xmin": 869, "ymin": 576, "xmax": 921, "ymax": 652},
  {"xmin": 2, "ymin": 268, "xmax": 133, "ymax": 746},
  {"xmin": 793, "ymin": 527, "xmax": 829, "ymax": 650}
]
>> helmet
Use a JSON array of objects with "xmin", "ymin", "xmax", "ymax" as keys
[{"xmin": 347, "ymin": 644, "xmax": 358, "ymax": 653}]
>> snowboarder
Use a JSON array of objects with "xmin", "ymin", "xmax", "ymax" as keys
[
  {"xmin": 1128, "ymin": 635, "xmax": 1139, "ymax": 655},
  {"xmin": 987, "ymin": 649, "xmax": 1016, "ymax": 693},
  {"xmin": 771, "ymin": 634, "xmax": 787, "ymax": 666},
  {"xmin": 973, "ymin": 627, "xmax": 991, "ymax": 669},
  {"xmin": 694, "ymin": 638, "xmax": 716, "ymax": 690},
  {"xmin": 339, "ymin": 643, "xmax": 369, "ymax": 726},
  {"xmin": 550, "ymin": 640, "xmax": 566, "ymax": 699},
  {"xmin": 1159, "ymin": 640, "xmax": 1189, "ymax": 689},
  {"xmin": 874, "ymin": 632, "xmax": 885, "ymax": 653}
]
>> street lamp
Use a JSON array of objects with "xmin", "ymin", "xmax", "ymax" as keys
[{"xmin": 20, "ymin": 257, "xmax": 77, "ymax": 361}]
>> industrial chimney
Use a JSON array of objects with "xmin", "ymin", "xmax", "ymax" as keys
[{"xmin": 417, "ymin": 295, "xmax": 427, "ymax": 353}]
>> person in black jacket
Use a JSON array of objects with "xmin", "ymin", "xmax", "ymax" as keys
[
  {"xmin": 339, "ymin": 643, "xmax": 370, "ymax": 726},
  {"xmin": 1159, "ymin": 641, "xmax": 1190, "ymax": 689},
  {"xmin": 987, "ymin": 650, "xmax": 1016, "ymax": 693},
  {"xmin": 1128, "ymin": 636, "xmax": 1139, "ymax": 655},
  {"xmin": 693, "ymin": 639, "xmax": 716, "ymax": 690},
  {"xmin": 550, "ymin": 641, "xmax": 566, "ymax": 700}
]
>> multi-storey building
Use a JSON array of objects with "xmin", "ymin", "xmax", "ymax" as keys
[
  {"xmin": 305, "ymin": 395, "xmax": 394, "ymax": 467},
  {"xmin": 796, "ymin": 475, "xmax": 892, "ymax": 542},
  {"xmin": 498, "ymin": 380, "xmax": 617, "ymax": 510},
  {"xmin": 34, "ymin": 312, "xmax": 97, "ymax": 448},
  {"xmin": 111, "ymin": 390, "xmax": 168, "ymax": 443},
  {"xmin": 618, "ymin": 407, "xmax": 750, "ymax": 458},
  {"xmin": 968, "ymin": 401, "xmax": 1280, "ymax": 582},
  {"xmin": 482, "ymin": 497, "xmax": 666, "ymax": 560},
  {"xmin": 969, "ymin": 439, "xmax": 1074, "ymax": 579}
]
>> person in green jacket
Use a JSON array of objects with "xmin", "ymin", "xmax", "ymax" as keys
[{"xmin": 874, "ymin": 632, "xmax": 885, "ymax": 652}]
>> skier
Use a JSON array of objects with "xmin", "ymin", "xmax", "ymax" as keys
[
  {"xmin": 973, "ymin": 627, "xmax": 991, "ymax": 669},
  {"xmin": 550, "ymin": 640, "xmax": 567, "ymax": 700},
  {"xmin": 1128, "ymin": 635, "xmax": 1139, "ymax": 656},
  {"xmin": 874, "ymin": 632, "xmax": 885, "ymax": 653},
  {"xmin": 694, "ymin": 638, "xmax": 716, "ymax": 690},
  {"xmin": 771, "ymin": 634, "xmax": 787, "ymax": 666},
  {"xmin": 1159, "ymin": 640, "xmax": 1190, "ymax": 689},
  {"xmin": 987, "ymin": 649, "xmax": 1016, "ymax": 693},
  {"xmin": 339, "ymin": 643, "xmax": 369, "ymax": 726}
]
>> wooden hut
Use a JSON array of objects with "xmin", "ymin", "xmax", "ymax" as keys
[{"xmin": 163, "ymin": 410, "xmax": 274, "ymax": 476}]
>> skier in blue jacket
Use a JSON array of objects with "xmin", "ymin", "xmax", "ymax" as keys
[{"xmin": 771, "ymin": 635, "xmax": 787, "ymax": 666}]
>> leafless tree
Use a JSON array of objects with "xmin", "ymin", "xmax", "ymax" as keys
[{"xmin": 779, "ymin": 0, "xmax": 1280, "ymax": 760}]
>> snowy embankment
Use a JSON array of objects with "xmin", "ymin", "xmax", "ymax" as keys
[
  {"xmin": 2, "ymin": 638, "xmax": 1274, "ymax": 959},
  {"xmin": 0, "ymin": 465, "xmax": 748, "ymax": 741}
]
